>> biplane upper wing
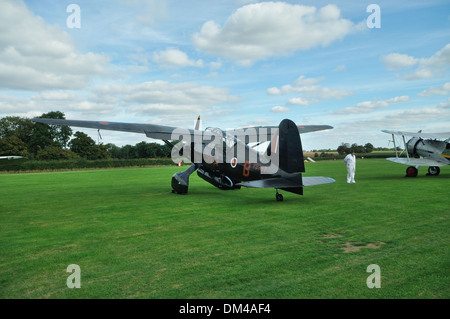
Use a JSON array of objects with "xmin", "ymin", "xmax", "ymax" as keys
[{"xmin": 382, "ymin": 130, "xmax": 450, "ymax": 140}]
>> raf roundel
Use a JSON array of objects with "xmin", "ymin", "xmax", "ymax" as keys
[{"xmin": 230, "ymin": 157, "xmax": 237, "ymax": 168}]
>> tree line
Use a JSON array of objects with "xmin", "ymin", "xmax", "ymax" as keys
[
  {"xmin": 1, "ymin": 111, "xmax": 392, "ymax": 162},
  {"xmin": 336, "ymin": 142, "xmax": 374, "ymax": 155},
  {"xmin": 0, "ymin": 112, "xmax": 171, "ymax": 160}
]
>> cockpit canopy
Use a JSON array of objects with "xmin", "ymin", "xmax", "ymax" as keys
[{"xmin": 204, "ymin": 127, "xmax": 237, "ymax": 149}]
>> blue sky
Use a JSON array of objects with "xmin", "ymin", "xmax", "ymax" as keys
[{"xmin": 0, "ymin": 0, "xmax": 449, "ymax": 150}]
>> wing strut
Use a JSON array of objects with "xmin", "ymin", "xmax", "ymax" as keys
[
  {"xmin": 402, "ymin": 135, "xmax": 410, "ymax": 161},
  {"xmin": 391, "ymin": 133, "xmax": 398, "ymax": 159}
]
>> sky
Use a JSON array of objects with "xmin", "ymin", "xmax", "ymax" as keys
[{"xmin": 0, "ymin": 0, "xmax": 449, "ymax": 150}]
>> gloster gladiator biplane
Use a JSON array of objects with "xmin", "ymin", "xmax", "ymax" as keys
[
  {"xmin": 382, "ymin": 130, "xmax": 450, "ymax": 177},
  {"xmin": 32, "ymin": 117, "xmax": 335, "ymax": 201}
]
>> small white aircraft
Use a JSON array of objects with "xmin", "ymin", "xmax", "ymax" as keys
[
  {"xmin": 382, "ymin": 130, "xmax": 450, "ymax": 177},
  {"xmin": 0, "ymin": 156, "xmax": 27, "ymax": 166}
]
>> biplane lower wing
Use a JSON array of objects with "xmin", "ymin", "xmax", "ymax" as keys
[{"xmin": 386, "ymin": 157, "xmax": 448, "ymax": 167}]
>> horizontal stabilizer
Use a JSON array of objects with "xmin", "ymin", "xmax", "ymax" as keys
[
  {"xmin": 386, "ymin": 157, "xmax": 448, "ymax": 167},
  {"xmin": 302, "ymin": 176, "xmax": 336, "ymax": 186},
  {"xmin": 238, "ymin": 177, "xmax": 299, "ymax": 189}
]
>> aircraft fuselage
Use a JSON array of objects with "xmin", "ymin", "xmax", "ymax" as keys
[{"xmin": 406, "ymin": 137, "xmax": 450, "ymax": 163}]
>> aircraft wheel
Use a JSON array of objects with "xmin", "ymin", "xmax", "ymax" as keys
[
  {"xmin": 427, "ymin": 166, "xmax": 440, "ymax": 176},
  {"xmin": 405, "ymin": 166, "xmax": 418, "ymax": 177},
  {"xmin": 276, "ymin": 193, "xmax": 284, "ymax": 202}
]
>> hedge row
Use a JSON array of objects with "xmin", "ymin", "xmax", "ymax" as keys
[
  {"xmin": 1, "ymin": 157, "xmax": 176, "ymax": 172},
  {"xmin": 1, "ymin": 152, "xmax": 398, "ymax": 172},
  {"xmin": 309, "ymin": 152, "xmax": 397, "ymax": 160}
]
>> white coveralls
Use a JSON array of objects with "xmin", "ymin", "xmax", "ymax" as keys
[{"xmin": 344, "ymin": 153, "xmax": 356, "ymax": 183}]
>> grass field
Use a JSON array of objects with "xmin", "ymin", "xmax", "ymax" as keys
[{"xmin": 0, "ymin": 159, "xmax": 448, "ymax": 299}]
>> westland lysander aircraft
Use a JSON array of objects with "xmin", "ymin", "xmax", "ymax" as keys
[
  {"xmin": 382, "ymin": 130, "xmax": 450, "ymax": 177},
  {"xmin": 32, "ymin": 117, "xmax": 335, "ymax": 201}
]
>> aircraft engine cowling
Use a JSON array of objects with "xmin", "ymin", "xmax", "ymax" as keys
[
  {"xmin": 197, "ymin": 168, "xmax": 237, "ymax": 190},
  {"xmin": 406, "ymin": 138, "xmax": 447, "ymax": 158}
]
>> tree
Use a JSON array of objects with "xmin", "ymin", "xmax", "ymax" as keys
[
  {"xmin": 0, "ymin": 116, "xmax": 34, "ymax": 146},
  {"xmin": 157, "ymin": 143, "xmax": 172, "ymax": 157},
  {"xmin": 119, "ymin": 144, "xmax": 138, "ymax": 159},
  {"xmin": 105, "ymin": 143, "xmax": 122, "ymax": 158},
  {"xmin": 337, "ymin": 143, "xmax": 350, "ymax": 155},
  {"xmin": 36, "ymin": 146, "xmax": 79, "ymax": 160},
  {"xmin": 69, "ymin": 131, "xmax": 108, "ymax": 160},
  {"xmin": 364, "ymin": 143, "xmax": 374, "ymax": 153},
  {"xmin": 29, "ymin": 111, "xmax": 73, "ymax": 155},
  {"xmin": 0, "ymin": 136, "xmax": 29, "ymax": 157},
  {"xmin": 135, "ymin": 141, "xmax": 157, "ymax": 158}
]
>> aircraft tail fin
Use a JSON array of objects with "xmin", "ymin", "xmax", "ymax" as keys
[{"xmin": 266, "ymin": 119, "xmax": 305, "ymax": 173}]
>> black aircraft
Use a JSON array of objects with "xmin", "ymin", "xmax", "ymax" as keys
[{"xmin": 32, "ymin": 117, "xmax": 335, "ymax": 201}]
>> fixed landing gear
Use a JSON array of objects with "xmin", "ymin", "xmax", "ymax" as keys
[
  {"xmin": 276, "ymin": 190, "xmax": 284, "ymax": 202},
  {"xmin": 427, "ymin": 166, "xmax": 440, "ymax": 176},
  {"xmin": 405, "ymin": 165, "xmax": 441, "ymax": 177},
  {"xmin": 405, "ymin": 166, "xmax": 418, "ymax": 177},
  {"xmin": 171, "ymin": 164, "xmax": 198, "ymax": 194}
]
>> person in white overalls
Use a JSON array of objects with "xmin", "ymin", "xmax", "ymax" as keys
[{"xmin": 344, "ymin": 151, "xmax": 356, "ymax": 183}]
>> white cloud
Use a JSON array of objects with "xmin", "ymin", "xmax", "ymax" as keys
[
  {"xmin": 152, "ymin": 48, "xmax": 204, "ymax": 68},
  {"xmin": 1, "ymin": 79, "xmax": 241, "ymax": 119},
  {"xmin": 267, "ymin": 75, "xmax": 352, "ymax": 100},
  {"xmin": 403, "ymin": 68, "xmax": 435, "ymax": 80},
  {"xmin": 287, "ymin": 97, "xmax": 317, "ymax": 106},
  {"xmin": 193, "ymin": 3, "xmax": 357, "ymax": 65},
  {"xmin": 0, "ymin": 0, "xmax": 109, "ymax": 91},
  {"xmin": 332, "ymin": 96, "xmax": 410, "ymax": 114},
  {"xmin": 0, "ymin": 91, "xmax": 116, "ymax": 117},
  {"xmin": 422, "ymin": 43, "xmax": 450, "ymax": 68},
  {"xmin": 209, "ymin": 61, "xmax": 222, "ymax": 70},
  {"xmin": 384, "ymin": 43, "xmax": 450, "ymax": 80},
  {"xmin": 382, "ymin": 53, "xmax": 418, "ymax": 70},
  {"xmin": 32, "ymin": 91, "xmax": 78, "ymax": 101},
  {"xmin": 437, "ymin": 98, "xmax": 450, "ymax": 109},
  {"xmin": 418, "ymin": 82, "xmax": 450, "ymax": 96},
  {"xmin": 333, "ymin": 64, "xmax": 346, "ymax": 72},
  {"xmin": 325, "ymin": 107, "xmax": 450, "ymax": 147},
  {"xmin": 270, "ymin": 106, "xmax": 290, "ymax": 113},
  {"xmin": 0, "ymin": 95, "xmax": 35, "ymax": 114},
  {"xmin": 267, "ymin": 87, "xmax": 281, "ymax": 95},
  {"xmin": 92, "ymin": 81, "xmax": 240, "ymax": 116},
  {"xmin": 119, "ymin": 0, "xmax": 168, "ymax": 26}
]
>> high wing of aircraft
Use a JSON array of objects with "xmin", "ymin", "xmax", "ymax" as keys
[
  {"xmin": 32, "ymin": 117, "xmax": 335, "ymax": 201},
  {"xmin": 382, "ymin": 130, "xmax": 450, "ymax": 177}
]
